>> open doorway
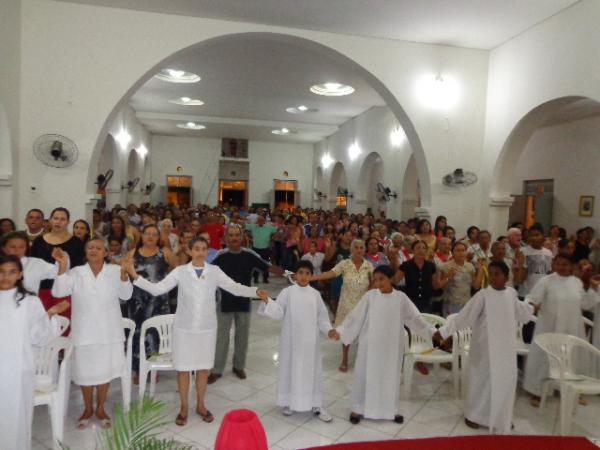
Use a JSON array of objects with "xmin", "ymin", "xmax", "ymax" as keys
[
  {"xmin": 219, "ymin": 180, "xmax": 247, "ymax": 208},
  {"xmin": 167, "ymin": 175, "xmax": 193, "ymax": 207},
  {"xmin": 273, "ymin": 179, "xmax": 298, "ymax": 209},
  {"xmin": 509, "ymin": 179, "xmax": 554, "ymax": 231}
]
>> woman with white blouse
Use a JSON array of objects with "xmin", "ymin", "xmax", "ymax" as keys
[
  {"xmin": 124, "ymin": 236, "xmax": 269, "ymax": 426},
  {"xmin": 52, "ymin": 238, "xmax": 132, "ymax": 429}
]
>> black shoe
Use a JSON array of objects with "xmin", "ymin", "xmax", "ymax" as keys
[
  {"xmin": 233, "ymin": 368, "xmax": 247, "ymax": 379},
  {"xmin": 207, "ymin": 373, "xmax": 222, "ymax": 384},
  {"xmin": 394, "ymin": 415, "xmax": 404, "ymax": 424},
  {"xmin": 263, "ymin": 279, "xmax": 269, "ymax": 284},
  {"xmin": 349, "ymin": 413, "xmax": 361, "ymax": 424}
]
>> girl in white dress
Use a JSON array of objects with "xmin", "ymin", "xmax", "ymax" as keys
[
  {"xmin": 1, "ymin": 231, "xmax": 58, "ymax": 294},
  {"xmin": 124, "ymin": 236, "xmax": 268, "ymax": 426},
  {"xmin": 331, "ymin": 265, "xmax": 435, "ymax": 424},
  {"xmin": 524, "ymin": 253, "xmax": 600, "ymax": 406},
  {"xmin": 0, "ymin": 254, "xmax": 69, "ymax": 450},
  {"xmin": 52, "ymin": 238, "xmax": 133, "ymax": 429}
]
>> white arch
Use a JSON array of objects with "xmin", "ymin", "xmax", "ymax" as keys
[
  {"xmin": 401, "ymin": 154, "xmax": 420, "ymax": 220},
  {"xmin": 0, "ymin": 103, "xmax": 12, "ymax": 217},
  {"xmin": 329, "ymin": 162, "xmax": 347, "ymax": 201},
  {"xmin": 357, "ymin": 152, "xmax": 385, "ymax": 214},
  {"xmin": 86, "ymin": 32, "xmax": 431, "ymax": 209}
]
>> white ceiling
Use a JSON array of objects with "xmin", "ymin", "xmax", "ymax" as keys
[
  {"xmin": 56, "ymin": 0, "xmax": 580, "ymax": 50},
  {"xmin": 131, "ymin": 35, "xmax": 385, "ymax": 142}
]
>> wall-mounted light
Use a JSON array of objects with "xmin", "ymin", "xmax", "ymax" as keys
[
  {"xmin": 115, "ymin": 130, "xmax": 131, "ymax": 149},
  {"xmin": 321, "ymin": 153, "xmax": 333, "ymax": 169},
  {"xmin": 416, "ymin": 74, "xmax": 460, "ymax": 111},
  {"xmin": 137, "ymin": 144, "xmax": 148, "ymax": 158},
  {"xmin": 349, "ymin": 142, "xmax": 361, "ymax": 161},
  {"xmin": 390, "ymin": 127, "xmax": 406, "ymax": 148}
]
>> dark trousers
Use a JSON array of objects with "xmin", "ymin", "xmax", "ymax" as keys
[{"xmin": 252, "ymin": 247, "xmax": 271, "ymax": 282}]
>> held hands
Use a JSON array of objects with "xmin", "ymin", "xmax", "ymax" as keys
[
  {"xmin": 48, "ymin": 300, "xmax": 70, "ymax": 317},
  {"xmin": 256, "ymin": 289, "xmax": 269, "ymax": 303},
  {"xmin": 328, "ymin": 329, "xmax": 340, "ymax": 341},
  {"xmin": 531, "ymin": 303, "xmax": 542, "ymax": 314},
  {"xmin": 121, "ymin": 255, "xmax": 137, "ymax": 279},
  {"xmin": 432, "ymin": 330, "xmax": 443, "ymax": 348}
]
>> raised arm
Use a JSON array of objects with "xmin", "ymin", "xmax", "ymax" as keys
[
  {"xmin": 257, "ymin": 289, "xmax": 288, "ymax": 321},
  {"xmin": 215, "ymin": 266, "xmax": 262, "ymax": 299},
  {"xmin": 126, "ymin": 257, "xmax": 179, "ymax": 296},
  {"xmin": 438, "ymin": 292, "xmax": 484, "ymax": 339}
]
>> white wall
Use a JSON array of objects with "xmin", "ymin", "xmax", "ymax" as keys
[
  {"xmin": 0, "ymin": 0, "xmax": 21, "ymax": 218},
  {"xmin": 150, "ymin": 136, "xmax": 313, "ymax": 207},
  {"xmin": 314, "ymin": 106, "xmax": 415, "ymax": 220},
  {"xmin": 13, "ymin": 0, "xmax": 489, "ymax": 223},
  {"xmin": 482, "ymin": 0, "xmax": 600, "ymax": 235},
  {"xmin": 510, "ymin": 117, "xmax": 600, "ymax": 234}
]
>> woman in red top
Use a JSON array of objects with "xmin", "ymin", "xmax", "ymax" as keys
[{"xmin": 301, "ymin": 225, "xmax": 325, "ymax": 255}]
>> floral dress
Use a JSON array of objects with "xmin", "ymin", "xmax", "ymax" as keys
[
  {"xmin": 332, "ymin": 259, "xmax": 374, "ymax": 326},
  {"xmin": 129, "ymin": 249, "xmax": 171, "ymax": 372}
]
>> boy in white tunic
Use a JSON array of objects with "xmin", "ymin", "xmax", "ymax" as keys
[
  {"xmin": 2, "ymin": 231, "xmax": 58, "ymax": 294},
  {"xmin": 0, "ymin": 254, "xmax": 69, "ymax": 450},
  {"xmin": 524, "ymin": 254, "xmax": 600, "ymax": 406},
  {"xmin": 433, "ymin": 261, "xmax": 535, "ymax": 433},
  {"xmin": 331, "ymin": 265, "xmax": 436, "ymax": 424},
  {"xmin": 124, "ymin": 236, "xmax": 268, "ymax": 426},
  {"xmin": 52, "ymin": 238, "xmax": 133, "ymax": 429},
  {"xmin": 258, "ymin": 260, "xmax": 335, "ymax": 421}
]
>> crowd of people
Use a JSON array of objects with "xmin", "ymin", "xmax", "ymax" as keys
[{"xmin": 1, "ymin": 202, "xmax": 600, "ymax": 449}]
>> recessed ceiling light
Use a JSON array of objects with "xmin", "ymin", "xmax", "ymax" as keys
[
  {"xmin": 286, "ymin": 105, "xmax": 318, "ymax": 114},
  {"xmin": 272, "ymin": 128, "xmax": 296, "ymax": 135},
  {"xmin": 310, "ymin": 82, "xmax": 355, "ymax": 96},
  {"xmin": 177, "ymin": 122, "xmax": 206, "ymax": 130},
  {"xmin": 169, "ymin": 97, "xmax": 205, "ymax": 106},
  {"xmin": 154, "ymin": 69, "xmax": 201, "ymax": 84}
]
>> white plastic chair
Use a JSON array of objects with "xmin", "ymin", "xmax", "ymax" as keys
[
  {"xmin": 121, "ymin": 318, "xmax": 135, "ymax": 412},
  {"xmin": 403, "ymin": 314, "xmax": 453, "ymax": 398},
  {"xmin": 516, "ymin": 316, "xmax": 537, "ymax": 358},
  {"xmin": 34, "ymin": 337, "xmax": 73, "ymax": 450},
  {"xmin": 535, "ymin": 332, "xmax": 600, "ymax": 435},
  {"xmin": 138, "ymin": 314, "xmax": 175, "ymax": 398},
  {"xmin": 452, "ymin": 328, "xmax": 472, "ymax": 399}
]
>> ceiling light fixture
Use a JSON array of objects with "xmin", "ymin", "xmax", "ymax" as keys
[
  {"xmin": 272, "ymin": 128, "xmax": 291, "ymax": 135},
  {"xmin": 310, "ymin": 82, "xmax": 355, "ymax": 96},
  {"xmin": 177, "ymin": 122, "xmax": 206, "ymax": 130},
  {"xmin": 321, "ymin": 153, "xmax": 334, "ymax": 169},
  {"xmin": 154, "ymin": 69, "xmax": 201, "ymax": 84},
  {"xmin": 169, "ymin": 97, "xmax": 205, "ymax": 106},
  {"xmin": 286, "ymin": 105, "xmax": 318, "ymax": 114},
  {"xmin": 416, "ymin": 74, "xmax": 460, "ymax": 110},
  {"xmin": 115, "ymin": 129, "xmax": 131, "ymax": 149}
]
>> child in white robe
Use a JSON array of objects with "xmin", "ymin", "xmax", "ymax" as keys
[
  {"xmin": 258, "ymin": 260, "xmax": 336, "ymax": 421},
  {"xmin": 331, "ymin": 265, "xmax": 436, "ymax": 424},
  {"xmin": 2, "ymin": 231, "xmax": 58, "ymax": 294},
  {"xmin": 52, "ymin": 238, "xmax": 132, "ymax": 429},
  {"xmin": 0, "ymin": 254, "xmax": 69, "ymax": 450},
  {"xmin": 124, "ymin": 236, "xmax": 268, "ymax": 427},
  {"xmin": 433, "ymin": 261, "xmax": 535, "ymax": 433},
  {"xmin": 524, "ymin": 254, "xmax": 600, "ymax": 406}
]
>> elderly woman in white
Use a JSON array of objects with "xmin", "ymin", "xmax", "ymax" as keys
[
  {"xmin": 124, "ymin": 236, "xmax": 268, "ymax": 426},
  {"xmin": 52, "ymin": 238, "xmax": 132, "ymax": 429}
]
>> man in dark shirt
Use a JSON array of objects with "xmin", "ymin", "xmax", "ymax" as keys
[
  {"xmin": 572, "ymin": 228, "xmax": 591, "ymax": 262},
  {"xmin": 208, "ymin": 224, "xmax": 284, "ymax": 383}
]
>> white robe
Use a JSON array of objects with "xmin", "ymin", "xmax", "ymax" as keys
[
  {"xmin": 52, "ymin": 263, "xmax": 133, "ymax": 385},
  {"xmin": 582, "ymin": 287, "xmax": 600, "ymax": 377},
  {"xmin": 0, "ymin": 290, "xmax": 59, "ymax": 450},
  {"xmin": 337, "ymin": 289, "xmax": 435, "ymax": 420},
  {"xmin": 523, "ymin": 273, "xmax": 599, "ymax": 396},
  {"xmin": 133, "ymin": 262, "xmax": 258, "ymax": 370},
  {"xmin": 21, "ymin": 256, "xmax": 58, "ymax": 295},
  {"xmin": 440, "ymin": 286, "xmax": 534, "ymax": 433},
  {"xmin": 258, "ymin": 284, "xmax": 332, "ymax": 411}
]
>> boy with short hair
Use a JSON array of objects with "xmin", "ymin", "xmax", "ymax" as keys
[{"xmin": 258, "ymin": 260, "xmax": 336, "ymax": 421}]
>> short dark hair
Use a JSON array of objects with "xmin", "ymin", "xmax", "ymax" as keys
[
  {"xmin": 295, "ymin": 260, "xmax": 314, "ymax": 274},
  {"xmin": 488, "ymin": 260, "xmax": 509, "ymax": 278},
  {"xmin": 189, "ymin": 236, "xmax": 209, "ymax": 250},
  {"xmin": 452, "ymin": 241, "xmax": 468, "ymax": 252},
  {"xmin": 50, "ymin": 207, "xmax": 70, "ymax": 221},
  {"xmin": 26, "ymin": 208, "xmax": 44, "ymax": 218},
  {"xmin": 528, "ymin": 224, "xmax": 544, "ymax": 235},
  {"xmin": 373, "ymin": 264, "xmax": 395, "ymax": 279}
]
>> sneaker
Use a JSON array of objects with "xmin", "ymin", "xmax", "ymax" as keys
[
  {"xmin": 312, "ymin": 407, "xmax": 333, "ymax": 422},
  {"xmin": 282, "ymin": 406, "xmax": 293, "ymax": 416}
]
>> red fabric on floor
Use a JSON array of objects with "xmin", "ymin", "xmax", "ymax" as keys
[{"xmin": 307, "ymin": 436, "xmax": 597, "ymax": 450}]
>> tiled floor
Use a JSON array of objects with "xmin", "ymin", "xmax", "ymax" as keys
[{"xmin": 32, "ymin": 277, "xmax": 600, "ymax": 449}]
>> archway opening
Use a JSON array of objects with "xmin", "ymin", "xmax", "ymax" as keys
[
  {"xmin": 492, "ymin": 96, "xmax": 600, "ymax": 233},
  {"xmin": 357, "ymin": 152, "xmax": 386, "ymax": 215},
  {"xmin": 329, "ymin": 162, "xmax": 348, "ymax": 210},
  {"xmin": 86, "ymin": 32, "xmax": 430, "ymax": 214}
]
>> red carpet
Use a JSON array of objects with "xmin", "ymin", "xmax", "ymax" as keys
[{"xmin": 308, "ymin": 436, "xmax": 597, "ymax": 450}]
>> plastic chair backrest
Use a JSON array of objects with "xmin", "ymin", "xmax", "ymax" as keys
[
  {"xmin": 534, "ymin": 333, "xmax": 597, "ymax": 380},
  {"xmin": 421, "ymin": 313, "xmax": 446, "ymax": 328},
  {"xmin": 56, "ymin": 316, "xmax": 70, "ymax": 336},
  {"xmin": 140, "ymin": 314, "xmax": 174, "ymax": 356},
  {"xmin": 35, "ymin": 336, "xmax": 73, "ymax": 383}
]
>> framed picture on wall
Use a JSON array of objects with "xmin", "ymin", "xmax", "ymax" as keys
[{"xmin": 579, "ymin": 195, "xmax": 594, "ymax": 217}]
